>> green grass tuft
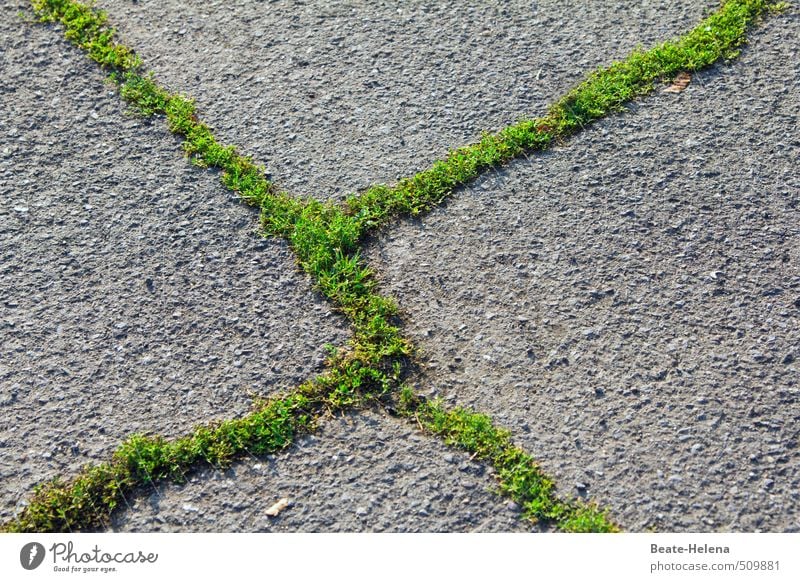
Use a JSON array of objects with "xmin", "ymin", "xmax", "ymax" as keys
[{"xmin": 31, "ymin": 0, "xmax": 140, "ymax": 71}]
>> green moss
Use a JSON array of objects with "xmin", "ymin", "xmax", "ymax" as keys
[
  {"xmin": 15, "ymin": 0, "xmax": 780, "ymax": 533},
  {"xmin": 31, "ymin": 0, "xmax": 140, "ymax": 71},
  {"xmin": 396, "ymin": 387, "xmax": 619, "ymax": 533},
  {"xmin": 4, "ymin": 374, "xmax": 360, "ymax": 532},
  {"xmin": 346, "ymin": 0, "xmax": 777, "ymax": 232}
]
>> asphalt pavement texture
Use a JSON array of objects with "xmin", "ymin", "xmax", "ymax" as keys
[
  {"xmin": 1, "ymin": 0, "xmax": 797, "ymax": 531},
  {"xmin": 367, "ymin": 8, "xmax": 800, "ymax": 532}
]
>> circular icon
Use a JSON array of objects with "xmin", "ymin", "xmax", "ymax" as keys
[{"xmin": 20, "ymin": 542, "xmax": 46, "ymax": 570}]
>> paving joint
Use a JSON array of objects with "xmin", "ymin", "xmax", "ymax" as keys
[{"xmin": 3, "ymin": 0, "xmax": 783, "ymax": 532}]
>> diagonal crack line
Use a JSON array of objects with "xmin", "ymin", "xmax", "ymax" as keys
[
  {"xmin": 4, "ymin": 0, "xmax": 782, "ymax": 533},
  {"xmin": 344, "ymin": 0, "xmax": 785, "ymax": 235}
]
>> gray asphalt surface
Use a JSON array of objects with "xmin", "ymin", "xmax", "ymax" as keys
[
  {"xmin": 367, "ymin": 11, "xmax": 800, "ymax": 532},
  {"xmin": 2, "ymin": 0, "xmax": 797, "ymax": 533},
  {"xmin": 101, "ymin": 0, "xmax": 717, "ymax": 199}
]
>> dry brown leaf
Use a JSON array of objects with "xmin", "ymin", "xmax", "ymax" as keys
[
  {"xmin": 265, "ymin": 497, "xmax": 290, "ymax": 517},
  {"xmin": 664, "ymin": 72, "xmax": 691, "ymax": 93}
]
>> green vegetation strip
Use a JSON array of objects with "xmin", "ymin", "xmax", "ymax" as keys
[
  {"xmin": 4, "ymin": 353, "xmax": 403, "ymax": 533},
  {"xmin": 6, "ymin": 0, "xmax": 778, "ymax": 532},
  {"xmin": 346, "ymin": 0, "xmax": 784, "ymax": 231},
  {"xmin": 5, "ymin": 388, "xmax": 318, "ymax": 533},
  {"xmin": 396, "ymin": 388, "xmax": 618, "ymax": 532}
]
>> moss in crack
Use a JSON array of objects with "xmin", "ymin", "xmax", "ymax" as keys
[
  {"xmin": 2, "ymin": 352, "xmax": 407, "ymax": 533},
  {"xmin": 395, "ymin": 387, "xmax": 619, "ymax": 533},
  {"xmin": 345, "ymin": 0, "xmax": 781, "ymax": 232}
]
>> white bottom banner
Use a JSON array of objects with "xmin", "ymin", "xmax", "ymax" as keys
[{"xmin": 2, "ymin": 533, "xmax": 798, "ymax": 581}]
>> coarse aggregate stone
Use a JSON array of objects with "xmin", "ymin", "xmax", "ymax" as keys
[{"xmin": 367, "ymin": 12, "xmax": 800, "ymax": 532}]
